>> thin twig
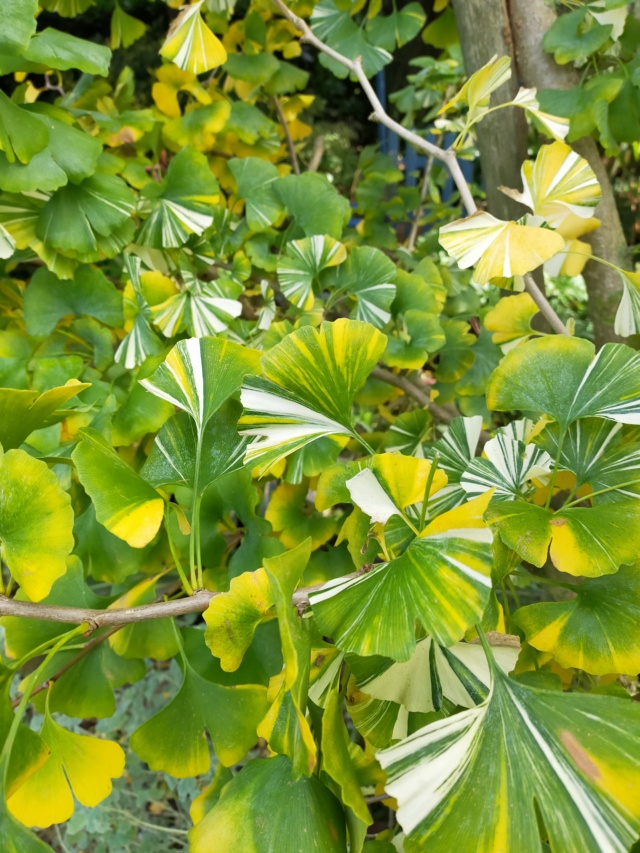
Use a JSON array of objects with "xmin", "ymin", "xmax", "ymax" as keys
[
  {"xmin": 371, "ymin": 366, "xmax": 456, "ymax": 421},
  {"xmin": 269, "ymin": 0, "xmax": 569, "ymax": 335},
  {"xmin": 273, "ymin": 95, "xmax": 301, "ymax": 175},
  {"xmin": 407, "ymin": 154, "xmax": 434, "ymax": 252},
  {"xmin": 307, "ymin": 135, "xmax": 325, "ymax": 172}
]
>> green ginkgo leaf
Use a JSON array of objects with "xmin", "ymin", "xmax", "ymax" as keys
[
  {"xmin": 535, "ymin": 418, "xmax": 640, "ymax": 503},
  {"xmin": 311, "ymin": 0, "xmax": 392, "ymax": 80},
  {"xmin": 461, "ymin": 432, "xmax": 552, "ymax": 500},
  {"xmin": 487, "ymin": 337, "xmax": 640, "ymax": 428},
  {"xmin": 0, "ymin": 0, "xmax": 37, "ymax": 55},
  {"xmin": 188, "ymin": 756, "xmax": 347, "ymax": 853},
  {"xmin": 325, "ymin": 246, "xmax": 397, "ymax": 329},
  {"xmin": 383, "ymin": 309, "xmax": 445, "ymax": 369},
  {"xmin": 0, "ymin": 91, "xmax": 49, "ymax": 165},
  {"xmin": 347, "ymin": 635, "xmax": 519, "ymax": 748},
  {"xmin": 142, "ymin": 401, "xmax": 248, "ymax": 498},
  {"xmin": 130, "ymin": 632, "xmax": 267, "ymax": 775},
  {"xmin": 0, "ymin": 447, "xmax": 74, "ymax": 601},
  {"xmin": 0, "ymin": 149, "xmax": 67, "ymax": 193},
  {"xmin": 141, "ymin": 336, "xmax": 261, "ymax": 435},
  {"xmin": 29, "ymin": 108, "xmax": 103, "ymax": 185},
  {"xmin": 516, "ymin": 563, "xmax": 640, "ymax": 675},
  {"xmin": 72, "ymin": 428, "xmax": 164, "ymax": 549},
  {"xmin": 110, "ymin": 0, "xmax": 147, "ymax": 49},
  {"xmin": 277, "ymin": 235, "xmax": 346, "ymax": 310},
  {"xmin": 24, "ymin": 266, "xmax": 123, "ymax": 337},
  {"xmin": 486, "ymin": 499, "xmax": 640, "ymax": 577},
  {"xmin": 228, "ymin": 157, "xmax": 284, "ymax": 232},
  {"xmin": 0, "ymin": 381, "xmax": 89, "ymax": 450},
  {"xmin": 0, "ymin": 670, "xmax": 50, "ymax": 799},
  {"xmin": 136, "ymin": 147, "xmax": 220, "ymax": 249},
  {"xmin": 378, "ymin": 664, "xmax": 640, "ymax": 853},
  {"xmin": 151, "ymin": 274, "xmax": 241, "ymax": 338},
  {"xmin": 240, "ymin": 319, "xmax": 387, "ymax": 474},
  {"xmin": 311, "ymin": 493, "xmax": 494, "ymax": 659},
  {"xmin": 21, "ymin": 28, "xmax": 111, "ymax": 76},
  {"xmin": 7, "ymin": 706, "xmax": 125, "ymax": 829},
  {"xmin": 273, "ymin": 172, "xmax": 351, "ymax": 239}
]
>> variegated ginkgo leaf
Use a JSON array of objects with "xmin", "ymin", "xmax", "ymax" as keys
[
  {"xmin": 0, "ymin": 222, "xmax": 15, "ymax": 259},
  {"xmin": 461, "ymin": 433, "xmax": 552, "ymax": 500},
  {"xmin": 423, "ymin": 415, "xmax": 484, "ymax": 517},
  {"xmin": 136, "ymin": 147, "xmax": 220, "ymax": 249},
  {"xmin": 151, "ymin": 272, "xmax": 242, "ymax": 338},
  {"xmin": 439, "ymin": 211, "xmax": 565, "ymax": 285},
  {"xmin": 439, "ymin": 55, "xmax": 512, "ymax": 124},
  {"xmin": 347, "ymin": 636, "xmax": 519, "ymax": 748},
  {"xmin": 516, "ymin": 563, "xmax": 640, "ymax": 675},
  {"xmin": 512, "ymin": 87, "xmax": 570, "ymax": 142},
  {"xmin": 160, "ymin": 0, "xmax": 227, "ymax": 74},
  {"xmin": 257, "ymin": 280, "xmax": 276, "ymax": 332},
  {"xmin": 614, "ymin": 269, "xmax": 640, "ymax": 338},
  {"xmin": 535, "ymin": 418, "xmax": 640, "ymax": 503},
  {"xmin": 378, "ymin": 664, "xmax": 640, "ymax": 853},
  {"xmin": 114, "ymin": 255, "xmax": 163, "ymax": 370},
  {"xmin": 239, "ymin": 319, "xmax": 387, "ymax": 474},
  {"xmin": 387, "ymin": 409, "xmax": 431, "ymax": 457},
  {"xmin": 141, "ymin": 336, "xmax": 261, "ymax": 435},
  {"xmin": 500, "ymin": 141, "xmax": 600, "ymax": 228},
  {"xmin": 488, "ymin": 336, "xmax": 640, "ymax": 428},
  {"xmin": 276, "ymin": 235, "xmax": 346, "ymax": 310},
  {"xmin": 324, "ymin": 246, "xmax": 397, "ymax": 329},
  {"xmin": 310, "ymin": 493, "xmax": 494, "ymax": 660},
  {"xmin": 484, "ymin": 292, "xmax": 540, "ymax": 353}
]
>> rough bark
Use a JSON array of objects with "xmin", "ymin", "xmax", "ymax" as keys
[
  {"xmin": 451, "ymin": 0, "xmax": 530, "ymax": 221},
  {"xmin": 508, "ymin": 0, "xmax": 629, "ymax": 345}
]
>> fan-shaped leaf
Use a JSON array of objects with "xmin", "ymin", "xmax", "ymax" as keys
[
  {"xmin": 277, "ymin": 235, "xmax": 346, "ymax": 310},
  {"xmin": 461, "ymin": 433, "xmax": 551, "ymax": 500},
  {"xmin": 0, "ymin": 381, "xmax": 89, "ymax": 450},
  {"xmin": 161, "ymin": 0, "xmax": 227, "ymax": 74}
]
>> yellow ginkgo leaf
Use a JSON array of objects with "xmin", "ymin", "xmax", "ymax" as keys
[
  {"xmin": 484, "ymin": 292, "xmax": 540, "ymax": 352},
  {"xmin": 439, "ymin": 211, "xmax": 565, "ymax": 285},
  {"xmin": 501, "ymin": 141, "xmax": 601, "ymax": 228},
  {"xmin": 8, "ymin": 709, "xmax": 125, "ymax": 829},
  {"xmin": 440, "ymin": 55, "xmax": 511, "ymax": 121},
  {"xmin": 152, "ymin": 64, "xmax": 211, "ymax": 118},
  {"xmin": 544, "ymin": 237, "xmax": 592, "ymax": 278},
  {"xmin": 160, "ymin": 0, "xmax": 227, "ymax": 75},
  {"xmin": 512, "ymin": 87, "xmax": 570, "ymax": 142}
]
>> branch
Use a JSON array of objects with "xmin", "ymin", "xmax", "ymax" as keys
[
  {"xmin": 371, "ymin": 365, "xmax": 455, "ymax": 421},
  {"xmin": 270, "ymin": 0, "xmax": 569, "ymax": 336},
  {"xmin": 273, "ymin": 95, "xmax": 301, "ymax": 176}
]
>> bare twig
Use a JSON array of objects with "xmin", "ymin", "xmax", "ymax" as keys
[
  {"xmin": 307, "ymin": 135, "xmax": 325, "ymax": 172},
  {"xmin": 273, "ymin": 95, "xmax": 301, "ymax": 175},
  {"xmin": 407, "ymin": 155, "xmax": 434, "ymax": 252},
  {"xmin": 269, "ymin": 0, "xmax": 569, "ymax": 335},
  {"xmin": 371, "ymin": 365, "xmax": 456, "ymax": 421}
]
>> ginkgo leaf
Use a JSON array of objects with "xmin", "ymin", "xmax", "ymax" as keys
[
  {"xmin": 0, "ymin": 381, "xmax": 89, "ymax": 450},
  {"xmin": 141, "ymin": 336, "xmax": 261, "ymax": 434},
  {"xmin": 106, "ymin": 574, "xmax": 180, "ymax": 662},
  {"xmin": 161, "ymin": 0, "xmax": 227, "ymax": 74},
  {"xmin": 228, "ymin": 157, "xmax": 284, "ymax": 232},
  {"xmin": 512, "ymin": 87, "xmax": 570, "ymax": 142},
  {"xmin": 240, "ymin": 319, "xmax": 387, "ymax": 474},
  {"xmin": 0, "ymin": 0, "xmax": 37, "ymax": 56},
  {"xmin": 72, "ymin": 428, "xmax": 164, "ymax": 548},
  {"xmin": 265, "ymin": 481, "xmax": 339, "ymax": 550},
  {"xmin": 114, "ymin": 255, "xmax": 163, "ymax": 370},
  {"xmin": 501, "ymin": 141, "xmax": 600, "ymax": 228},
  {"xmin": 136, "ymin": 147, "xmax": 220, "ymax": 249},
  {"xmin": 424, "ymin": 415, "xmax": 484, "ymax": 517},
  {"xmin": 0, "ymin": 91, "xmax": 49, "ymax": 166},
  {"xmin": 378, "ymin": 665, "xmax": 640, "ymax": 853},
  {"xmin": 347, "ymin": 635, "xmax": 519, "ymax": 748},
  {"xmin": 325, "ymin": 246, "xmax": 397, "ymax": 329},
  {"xmin": 487, "ymin": 337, "xmax": 640, "ymax": 428},
  {"xmin": 0, "ymin": 222, "xmax": 15, "ymax": 259},
  {"xmin": 257, "ymin": 541, "xmax": 317, "ymax": 779},
  {"xmin": 535, "ymin": 418, "xmax": 640, "ymax": 503},
  {"xmin": 516, "ymin": 563, "xmax": 640, "ymax": 675},
  {"xmin": 461, "ymin": 433, "xmax": 552, "ymax": 500},
  {"xmin": 440, "ymin": 54, "xmax": 512, "ymax": 123},
  {"xmin": 8, "ymin": 708, "xmax": 125, "ymax": 829},
  {"xmin": 439, "ymin": 211, "xmax": 565, "ymax": 285},
  {"xmin": 204, "ymin": 569, "xmax": 274, "ymax": 672},
  {"xmin": 130, "ymin": 646, "xmax": 268, "ymax": 775},
  {"xmin": 188, "ymin": 756, "xmax": 347, "ymax": 853},
  {"xmin": 486, "ymin": 499, "xmax": 640, "ymax": 577},
  {"xmin": 311, "ymin": 493, "xmax": 494, "ymax": 660},
  {"xmin": 0, "ymin": 448, "xmax": 74, "ymax": 601},
  {"xmin": 110, "ymin": 0, "xmax": 147, "ymax": 49},
  {"xmin": 614, "ymin": 269, "xmax": 640, "ymax": 338},
  {"xmin": 277, "ymin": 235, "xmax": 346, "ymax": 310},
  {"xmin": 484, "ymin": 292, "xmax": 540, "ymax": 352},
  {"xmin": 151, "ymin": 274, "xmax": 242, "ymax": 338}
]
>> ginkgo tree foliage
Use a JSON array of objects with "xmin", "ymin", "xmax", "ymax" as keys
[{"xmin": 0, "ymin": 1, "xmax": 640, "ymax": 852}]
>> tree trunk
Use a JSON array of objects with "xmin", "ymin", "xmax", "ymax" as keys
[
  {"xmin": 451, "ymin": 0, "xmax": 529, "ymax": 221},
  {"xmin": 508, "ymin": 0, "xmax": 629, "ymax": 346}
]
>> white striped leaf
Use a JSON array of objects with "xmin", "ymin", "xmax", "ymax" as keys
[
  {"xmin": 512, "ymin": 87, "xmax": 570, "ymax": 141},
  {"xmin": 387, "ymin": 409, "xmax": 430, "ymax": 457},
  {"xmin": 0, "ymin": 222, "xmax": 15, "ymax": 259},
  {"xmin": 160, "ymin": 0, "xmax": 227, "ymax": 74},
  {"xmin": 614, "ymin": 269, "xmax": 640, "ymax": 338},
  {"xmin": 240, "ymin": 319, "xmax": 387, "ymax": 474},
  {"xmin": 310, "ymin": 493, "xmax": 494, "ymax": 660},
  {"xmin": 277, "ymin": 235, "xmax": 346, "ymax": 310},
  {"xmin": 378, "ymin": 665, "xmax": 640, "ymax": 853},
  {"xmin": 439, "ymin": 211, "xmax": 565, "ymax": 286},
  {"xmin": 141, "ymin": 336, "xmax": 260, "ymax": 434},
  {"xmin": 461, "ymin": 433, "xmax": 552, "ymax": 500},
  {"xmin": 115, "ymin": 256, "xmax": 163, "ymax": 370},
  {"xmin": 151, "ymin": 273, "xmax": 242, "ymax": 338},
  {"xmin": 440, "ymin": 55, "xmax": 512, "ymax": 124},
  {"xmin": 424, "ymin": 416, "xmax": 483, "ymax": 517},
  {"xmin": 347, "ymin": 636, "xmax": 519, "ymax": 748},
  {"xmin": 535, "ymin": 418, "xmax": 640, "ymax": 503},
  {"xmin": 324, "ymin": 246, "xmax": 396, "ymax": 329},
  {"xmin": 136, "ymin": 147, "xmax": 220, "ymax": 249},
  {"xmin": 488, "ymin": 337, "xmax": 640, "ymax": 429}
]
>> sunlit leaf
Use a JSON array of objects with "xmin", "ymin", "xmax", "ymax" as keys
[
  {"xmin": 277, "ymin": 235, "xmax": 346, "ymax": 310},
  {"xmin": 461, "ymin": 432, "xmax": 552, "ymax": 500},
  {"xmin": 484, "ymin": 292, "xmax": 540, "ymax": 352},
  {"xmin": 0, "ymin": 381, "xmax": 89, "ymax": 450},
  {"xmin": 161, "ymin": 0, "xmax": 227, "ymax": 74}
]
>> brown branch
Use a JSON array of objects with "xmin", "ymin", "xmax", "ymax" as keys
[
  {"xmin": 273, "ymin": 95, "xmax": 301, "ymax": 176},
  {"xmin": 371, "ymin": 366, "xmax": 457, "ymax": 422},
  {"xmin": 269, "ymin": 0, "xmax": 569, "ymax": 336}
]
